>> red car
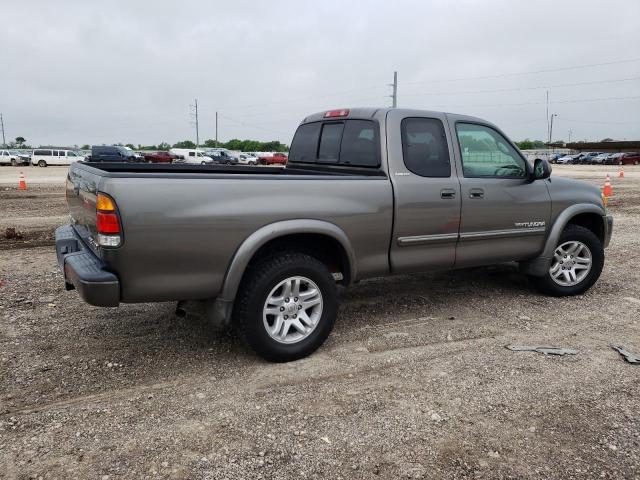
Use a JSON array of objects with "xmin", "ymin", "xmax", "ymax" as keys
[
  {"xmin": 258, "ymin": 152, "xmax": 288, "ymax": 165},
  {"xmin": 619, "ymin": 152, "xmax": 640, "ymax": 165},
  {"xmin": 142, "ymin": 151, "xmax": 178, "ymax": 163}
]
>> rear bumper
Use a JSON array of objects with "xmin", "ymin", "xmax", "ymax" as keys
[{"xmin": 55, "ymin": 225, "xmax": 120, "ymax": 307}]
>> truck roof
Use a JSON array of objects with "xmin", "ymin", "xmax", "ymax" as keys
[{"xmin": 299, "ymin": 107, "xmax": 493, "ymax": 127}]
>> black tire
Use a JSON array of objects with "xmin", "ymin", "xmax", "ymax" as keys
[
  {"xmin": 233, "ymin": 252, "xmax": 338, "ymax": 362},
  {"xmin": 11, "ymin": 159, "xmax": 17, "ymax": 166},
  {"xmin": 38, "ymin": 160, "xmax": 47, "ymax": 167},
  {"xmin": 529, "ymin": 225, "xmax": 604, "ymax": 296}
]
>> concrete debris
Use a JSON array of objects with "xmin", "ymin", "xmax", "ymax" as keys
[
  {"xmin": 505, "ymin": 345, "xmax": 578, "ymax": 356},
  {"xmin": 611, "ymin": 345, "xmax": 640, "ymax": 364}
]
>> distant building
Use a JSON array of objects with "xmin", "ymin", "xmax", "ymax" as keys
[{"xmin": 565, "ymin": 141, "xmax": 640, "ymax": 153}]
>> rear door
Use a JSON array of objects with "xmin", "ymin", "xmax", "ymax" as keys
[
  {"xmin": 388, "ymin": 110, "xmax": 461, "ymax": 273},
  {"xmin": 450, "ymin": 119, "xmax": 551, "ymax": 267}
]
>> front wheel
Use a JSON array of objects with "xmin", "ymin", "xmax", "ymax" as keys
[
  {"xmin": 38, "ymin": 160, "xmax": 47, "ymax": 167},
  {"xmin": 529, "ymin": 225, "xmax": 604, "ymax": 296},
  {"xmin": 233, "ymin": 252, "xmax": 338, "ymax": 362}
]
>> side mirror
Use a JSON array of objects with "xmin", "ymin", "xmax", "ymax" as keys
[{"xmin": 531, "ymin": 158, "xmax": 551, "ymax": 181}]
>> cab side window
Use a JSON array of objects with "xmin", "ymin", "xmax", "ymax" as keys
[
  {"xmin": 456, "ymin": 123, "xmax": 526, "ymax": 178},
  {"xmin": 401, "ymin": 118, "xmax": 451, "ymax": 177}
]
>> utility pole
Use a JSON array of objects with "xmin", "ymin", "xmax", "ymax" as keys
[
  {"xmin": 215, "ymin": 111, "xmax": 218, "ymax": 147},
  {"xmin": 549, "ymin": 114, "xmax": 557, "ymax": 145},
  {"xmin": 0, "ymin": 113, "xmax": 5, "ymax": 147},
  {"xmin": 389, "ymin": 71, "xmax": 398, "ymax": 108},
  {"xmin": 190, "ymin": 99, "xmax": 199, "ymax": 148},
  {"xmin": 545, "ymin": 90, "xmax": 549, "ymax": 144},
  {"xmin": 568, "ymin": 129, "xmax": 572, "ymax": 143}
]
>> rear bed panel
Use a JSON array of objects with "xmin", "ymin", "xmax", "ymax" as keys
[{"xmin": 99, "ymin": 174, "xmax": 393, "ymax": 303}]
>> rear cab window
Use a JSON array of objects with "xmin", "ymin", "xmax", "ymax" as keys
[
  {"xmin": 401, "ymin": 118, "xmax": 451, "ymax": 177},
  {"xmin": 289, "ymin": 119, "xmax": 380, "ymax": 168}
]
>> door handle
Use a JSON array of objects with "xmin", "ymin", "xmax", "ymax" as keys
[
  {"xmin": 440, "ymin": 188, "xmax": 456, "ymax": 199},
  {"xmin": 469, "ymin": 188, "xmax": 484, "ymax": 199}
]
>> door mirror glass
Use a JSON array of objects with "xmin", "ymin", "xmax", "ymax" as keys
[{"xmin": 533, "ymin": 158, "xmax": 552, "ymax": 180}]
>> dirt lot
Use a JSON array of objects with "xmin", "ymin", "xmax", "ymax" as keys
[{"xmin": 1, "ymin": 165, "xmax": 639, "ymax": 479}]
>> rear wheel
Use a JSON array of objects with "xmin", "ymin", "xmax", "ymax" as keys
[
  {"xmin": 529, "ymin": 225, "xmax": 604, "ymax": 296},
  {"xmin": 38, "ymin": 160, "xmax": 47, "ymax": 167},
  {"xmin": 233, "ymin": 252, "xmax": 337, "ymax": 362}
]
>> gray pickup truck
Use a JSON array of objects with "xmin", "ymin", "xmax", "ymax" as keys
[{"xmin": 56, "ymin": 108, "xmax": 613, "ymax": 361}]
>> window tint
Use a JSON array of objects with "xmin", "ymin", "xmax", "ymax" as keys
[
  {"xmin": 401, "ymin": 118, "xmax": 451, "ymax": 177},
  {"xmin": 34, "ymin": 150, "xmax": 51, "ymax": 156},
  {"xmin": 456, "ymin": 123, "xmax": 526, "ymax": 178},
  {"xmin": 289, "ymin": 122, "xmax": 321, "ymax": 163},
  {"xmin": 318, "ymin": 123, "xmax": 344, "ymax": 163},
  {"xmin": 53, "ymin": 151, "xmax": 59, "ymax": 156},
  {"xmin": 189, "ymin": 152, "xmax": 195, "ymax": 157},
  {"xmin": 340, "ymin": 120, "xmax": 379, "ymax": 167}
]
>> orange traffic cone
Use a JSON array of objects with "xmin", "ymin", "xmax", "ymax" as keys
[
  {"xmin": 619, "ymin": 166, "xmax": 624, "ymax": 178},
  {"xmin": 603, "ymin": 174, "xmax": 613, "ymax": 197},
  {"xmin": 18, "ymin": 172, "xmax": 27, "ymax": 190}
]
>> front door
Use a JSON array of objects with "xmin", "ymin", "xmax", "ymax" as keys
[
  {"xmin": 389, "ymin": 111, "xmax": 461, "ymax": 273},
  {"xmin": 450, "ymin": 120, "xmax": 551, "ymax": 267}
]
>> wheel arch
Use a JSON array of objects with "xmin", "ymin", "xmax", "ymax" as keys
[
  {"xmin": 220, "ymin": 220, "xmax": 357, "ymax": 303},
  {"xmin": 522, "ymin": 204, "xmax": 606, "ymax": 276}
]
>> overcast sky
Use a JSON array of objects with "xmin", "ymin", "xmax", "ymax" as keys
[{"xmin": 1, "ymin": 0, "xmax": 639, "ymax": 147}]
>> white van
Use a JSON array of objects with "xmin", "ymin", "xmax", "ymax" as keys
[
  {"xmin": 169, "ymin": 148, "xmax": 213, "ymax": 164},
  {"xmin": 31, "ymin": 149, "xmax": 85, "ymax": 167}
]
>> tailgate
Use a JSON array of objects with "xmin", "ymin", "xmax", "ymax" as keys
[{"xmin": 65, "ymin": 163, "xmax": 103, "ymax": 256}]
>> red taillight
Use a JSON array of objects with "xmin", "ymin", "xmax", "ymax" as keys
[
  {"xmin": 324, "ymin": 109, "xmax": 349, "ymax": 118},
  {"xmin": 95, "ymin": 192, "xmax": 121, "ymax": 244},
  {"xmin": 96, "ymin": 212, "xmax": 120, "ymax": 234}
]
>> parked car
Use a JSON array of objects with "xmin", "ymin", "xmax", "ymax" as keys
[
  {"xmin": 56, "ymin": 107, "xmax": 612, "ymax": 362},
  {"xmin": 141, "ymin": 151, "xmax": 178, "ymax": 163},
  {"xmin": 209, "ymin": 150, "xmax": 238, "ymax": 165},
  {"xmin": 591, "ymin": 153, "xmax": 610, "ymax": 165},
  {"xmin": 169, "ymin": 148, "xmax": 213, "ymax": 164},
  {"xmin": 619, "ymin": 152, "xmax": 640, "ymax": 165},
  {"xmin": 0, "ymin": 149, "xmax": 30, "ymax": 166},
  {"xmin": 238, "ymin": 153, "xmax": 259, "ymax": 165},
  {"xmin": 603, "ymin": 153, "xmax": 624, "ymax": 165},
  {"xmin": 556, "ymin": 154, "xmax": 576, "ymax": 164},
  {"xmin": 258, "ymin": 152, "xmax": 288, "ymax": 165},
  {"xmin": 32, "ymin": 148, "xmax": 85, "ymax": 167},
  {"xmin": 577, "ymin": 152, "xmax": 601, "ymax": 164},
  {"xmin": 548, "ymin": 153, "xmax": 564, "ymax": 164},
  {"xmin": 86, "ymin": 146, "xmax": 139, "ymax": 163}
]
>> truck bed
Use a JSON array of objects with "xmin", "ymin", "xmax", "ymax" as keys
[
  {"xmin": 64, "ymin": 160, "xmax": 394, "ymax": 304},
  {"xmin": 78, "ymin": 161, "xmax": 387, "ymax": 177}
]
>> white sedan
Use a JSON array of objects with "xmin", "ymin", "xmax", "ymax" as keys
[{"xmin": 237, "ymin": 153, "xmax": 259, "ymax": 165}]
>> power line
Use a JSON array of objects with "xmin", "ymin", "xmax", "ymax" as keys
[
  {"xmin": 221, "ymin": 84, "xmax": 387, "ymax": 112},
  {"xmin": 402, "ymin": 76, "xmax": 640, "ymax": 98},
  {"xmin": 404, "ymin": 57, "xmax": 640, "ymax": 86},
  {"xmin": 219, "ymin": 114, "xmax": 290, "ymax": 138},
  {"xmin": 558, "ymin": 117, "xmax": 640, "ymax": 125},
  {"xmin": 426, "ymin": 95, "xmax": 640, "ymax": 109}
]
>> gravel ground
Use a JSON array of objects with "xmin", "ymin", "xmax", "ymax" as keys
[{"xmin": 0, "ymin": 164, "xmax": 639, "ymax": 479}]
